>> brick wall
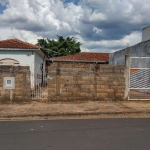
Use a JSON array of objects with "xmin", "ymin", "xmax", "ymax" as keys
[
  {"xmin": 48, "ymin": 62, "xmax": 125, "ymax": 101},
  {"xmin": 0, "ymin": 66, "xmax": 31, "ymax": 103}
]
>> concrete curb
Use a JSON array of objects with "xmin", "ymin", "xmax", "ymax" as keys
[{"xmin": 1, "ymin": 111, "xmax": 150, "ymax": 119}]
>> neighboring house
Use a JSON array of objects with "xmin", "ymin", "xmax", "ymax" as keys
[
  {"xmin": 0, "ymin": 38, "xmax": 49, "ymax": 88},
  {"xmin": 109, "ymin": 25, "xmax": 150, "ymax": 99},
  {"xmin": 109, "ymin": 39, "xmax": 150, "ymax": 65},
  {"xmin": 50, "ymin": 52, "xmax": 109, "ymax": 63},
  {"xmin": 109, "ymin": 25, "xmax": 150, "ymax": 65}
]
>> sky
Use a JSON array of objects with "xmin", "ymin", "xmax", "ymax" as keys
[{"xmin": 0, "ymin": 0, "xmax": 150, "ymax": 52}]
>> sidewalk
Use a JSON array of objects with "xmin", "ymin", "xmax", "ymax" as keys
[{"xmin": 0, "ymin": 101, "xmax": 150, "ymax": 120}]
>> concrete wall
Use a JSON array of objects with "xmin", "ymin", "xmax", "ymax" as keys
[
  {"xmin": 109, "ymin": 40, "xmax": 150, "ymax": 65},
  {"xmin": 47, "ymin": 62, "xmax": 125, "ymax": 101},
  {"xmin": 0, "ymin": 50, "xmax": 34, "ymax": 67},
  {"xmin": 142, "ymin": 26, "xmax": 150, "ymax": 42},
  {"xmin": 0, "ymin": 66, "xmax": 31, "ymax": 103}
]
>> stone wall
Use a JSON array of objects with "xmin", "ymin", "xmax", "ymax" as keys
[
  {"xmin": 0, "ymin": 66, "xmax": 31, "ymax": 103},
  {"xmin": 48, "ymin": 62, "xmax": 125, "ymax": 101}
]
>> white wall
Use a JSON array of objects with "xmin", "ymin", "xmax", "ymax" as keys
[
  {"xmin": 34, "ymin": 51, "xmax": 47, "ymax": 87},
  {"xmin": 0, "ymin": 50, "xmax": 35, "ymax": 67},
  {"xmin": 34, "ymin": 51, "xmax": 44, "ymax": 73},
  {"xmin": 0, "ymin": 50, "xmax": 47, "ymax": 88},
  {"xmin": 0, "ymin": 50, "xmax": 36, "ymax": 88}
]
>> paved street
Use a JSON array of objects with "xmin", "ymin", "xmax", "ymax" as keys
[{"xmin": 0, "ymin": 119, "xmax": 150, "ymax": 150}]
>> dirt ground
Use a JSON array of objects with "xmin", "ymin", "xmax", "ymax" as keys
[{"xmin": 0, "ymin": 101, "xmax": 150, "ymax": 120}]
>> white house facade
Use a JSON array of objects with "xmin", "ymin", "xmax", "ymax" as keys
[{"xmin": 0, "ymin": 39, "xmax": 49, "ymax": 88}]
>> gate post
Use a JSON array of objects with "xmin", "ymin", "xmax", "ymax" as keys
[
  {"xmin": 56, "ymin": 62, "xmax": 60, "ymax": 98},
  {"xmin": 124, "ymin": 55, "xmax": 130, "ymax": 100}
]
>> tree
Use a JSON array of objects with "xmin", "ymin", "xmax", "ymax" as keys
[{"xmin": 37, "ymin": 36, "xmax": 81, "ymax": 58}]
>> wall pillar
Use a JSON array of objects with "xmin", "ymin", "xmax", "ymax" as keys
[{"xmin": 124, "ymin": 55, "xmax": 130, "ymax": 99}]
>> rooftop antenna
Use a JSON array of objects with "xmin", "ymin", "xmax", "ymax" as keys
[{"xmin": 127, "ymin": 43, "xmax": 129, "ymax": 47}]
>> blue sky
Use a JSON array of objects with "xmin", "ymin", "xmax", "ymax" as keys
[
  {"xmin": 0, "ymin": 0, "xmax": 149, "ymax": 52},
  {"xmin": 0, "ymin": 4, "xmax": 6, "ymax": 14},
  {"xmin": 63, "ymin": 0, "xmax": 80, "ymax": 5}
]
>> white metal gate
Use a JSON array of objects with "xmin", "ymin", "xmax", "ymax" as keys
[
  {"xmin": 129, "ymin": 57, "xmax": 150, "ymax": 100},
  {"xmin": 31, "ymin": 64, "xmax": 48, "ymax": 100}
]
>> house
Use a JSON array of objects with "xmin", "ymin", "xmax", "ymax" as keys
[
  {"xmin": 0, "ymin": 38, "xmax": 49, "ymax": 88},
  {"xmin": 50, "ymin": 52, "xmax": 109, "ymax": 63},
  {"xmin": 109, "ymin": 26, "xmax": 150, "ymax": 65},
  {"xmin": 109, "ymin": 25, "xmax": 150, "ymax": 100}
]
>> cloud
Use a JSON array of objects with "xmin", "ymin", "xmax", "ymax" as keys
[
  {"xmin": 0, "ymin": 0, "xmax": 83, "ymax": 35},
  {"xmin": 80, "ymin": 31, "xmax": 142, "ymax": 52},
  {"xmin": 0, "ymin": 0, "xmax": 8, "ymax": 6},
  {"xmin": 0, "ymin": 27, "xmax": 42, "ymax": 44},
  {"xmin": 79, "ymin": 0, "xmax": 150, "ymax": 42},
  {"xmin": 0, "ymin": 0, "xmax": 149, "ymax": 52}
]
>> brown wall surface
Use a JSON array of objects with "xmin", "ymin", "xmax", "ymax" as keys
[
  {"xmin": 0, "ymin": 66, "xmax": 31, "ymax": 103},
  {"xmin": 48, "ymin": 62, "xmax": 125, "ymax": 101}
]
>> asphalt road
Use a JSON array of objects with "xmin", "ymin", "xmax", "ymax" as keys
[{"xmin": 0, "ymin": 119, "xmax": 150, "ymax": 150}]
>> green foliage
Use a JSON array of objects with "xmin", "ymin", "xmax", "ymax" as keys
[{"xmin": 37, "ymin": 36, "xmax": 81, "ymax": 58}]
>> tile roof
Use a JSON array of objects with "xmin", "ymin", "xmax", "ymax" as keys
[
  {"xmin": 130, "ymin": 69, "xmax": 139, "ymax": 74},
  {"xmin": 0, "ymin": 38, "xmax": 39, "ymax": 49},
  {"xmin": 51, "ymin": 52, "xmax": 109, "ymax": 62}
]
